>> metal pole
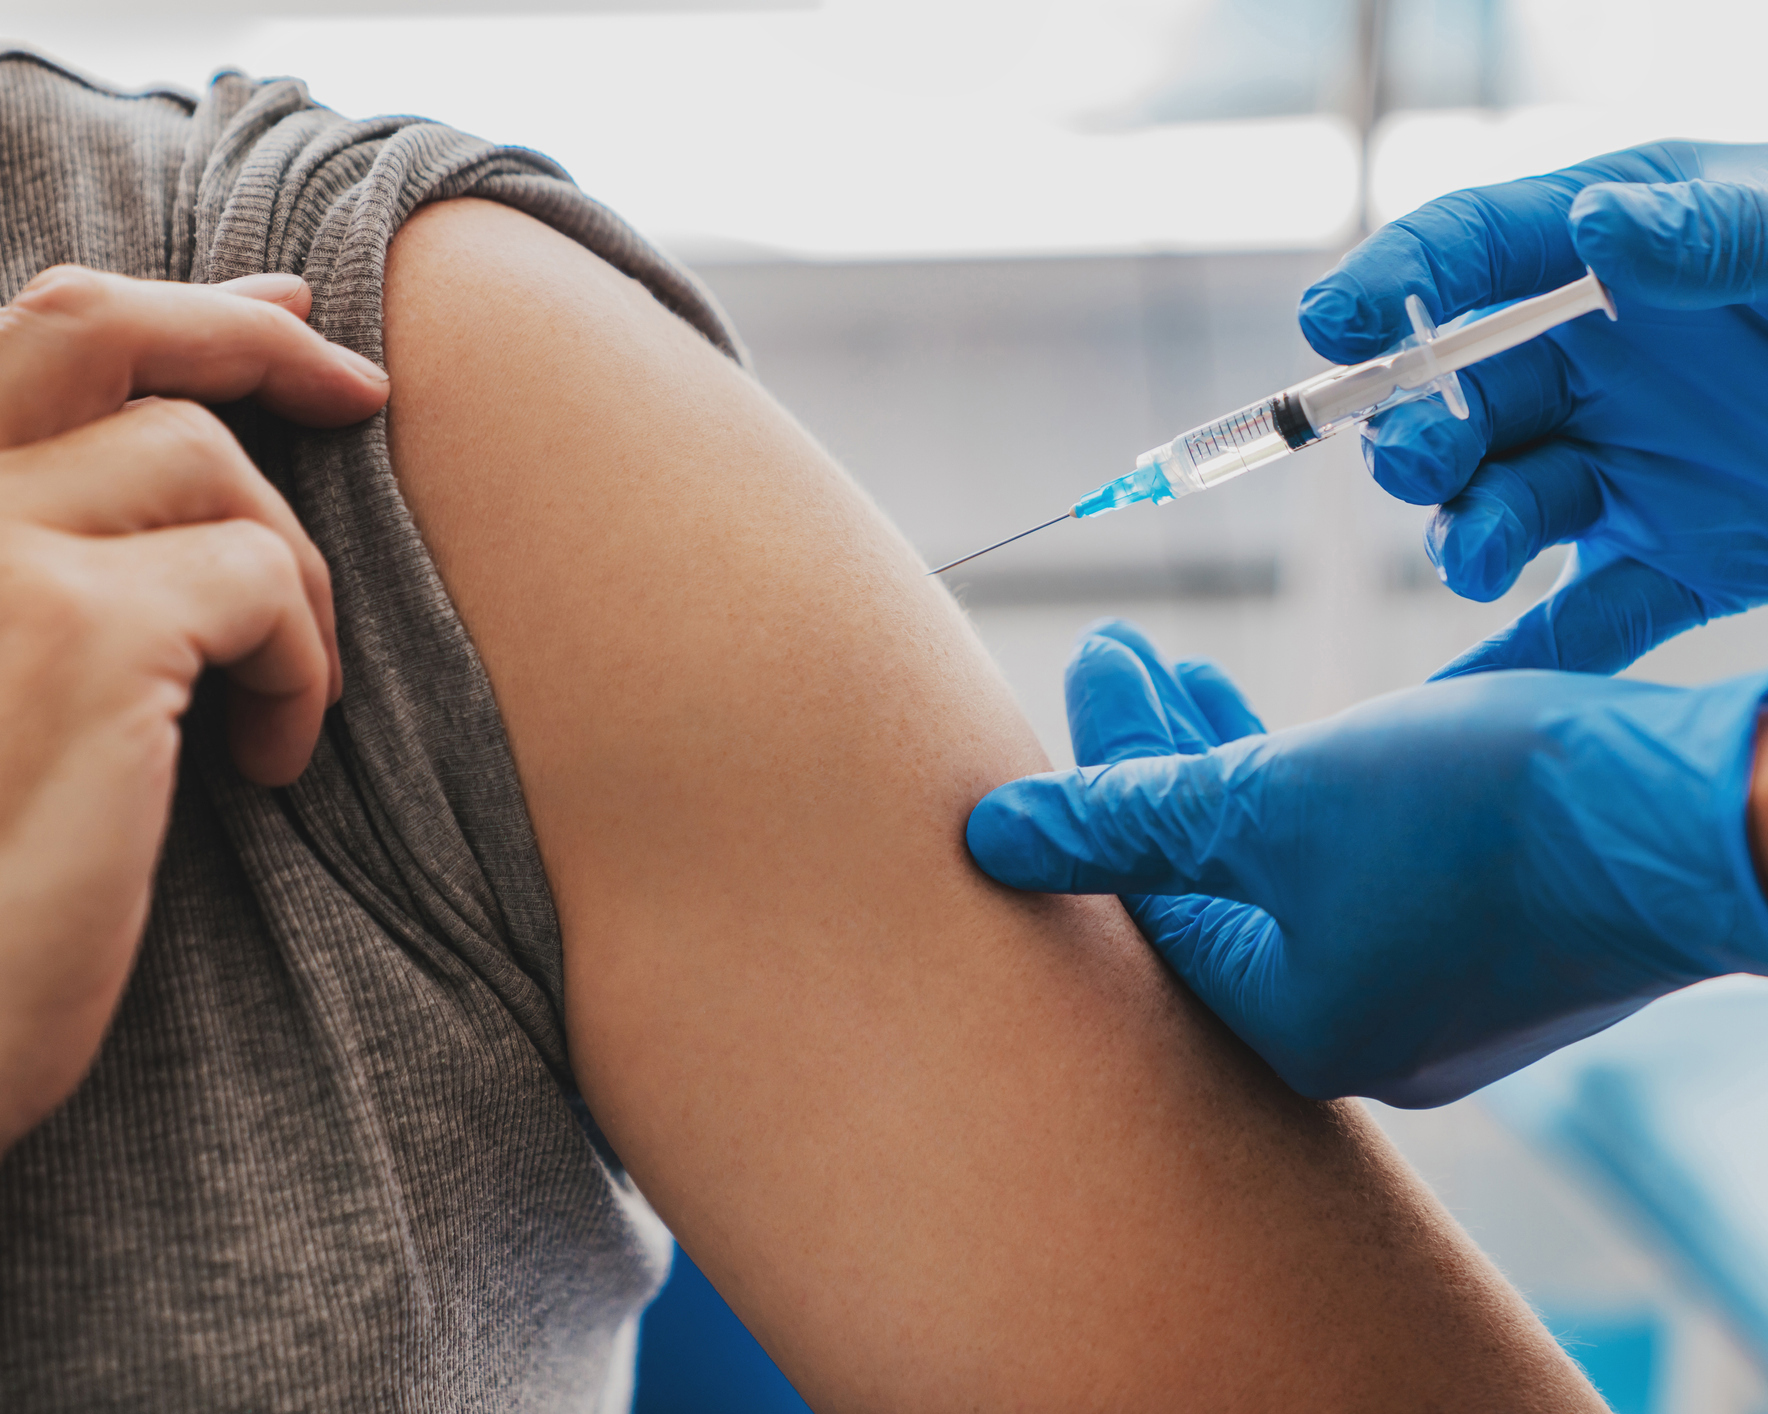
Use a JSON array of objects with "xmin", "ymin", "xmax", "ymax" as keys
[{"xmin": 1350, "ymin": 0, "xmax": 1390, "ymax": 239}]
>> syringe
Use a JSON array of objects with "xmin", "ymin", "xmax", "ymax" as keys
[{"xmin": 927, "ymin": 269, "xmax": 1617, "ymax": 576}]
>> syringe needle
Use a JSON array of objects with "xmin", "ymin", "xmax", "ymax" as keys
[{"xmin": 925, "ymin": 512, "xmax": 1075, "ymax": 576}]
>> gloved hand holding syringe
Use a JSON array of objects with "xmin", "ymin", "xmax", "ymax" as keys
[
  {"xmin": 928, "ymin": 268, "xmax": 1616, "ymax": 576},
  {"xmin": 965, "ymin": 141, "xmax": 1768, "ymax": 1110}
]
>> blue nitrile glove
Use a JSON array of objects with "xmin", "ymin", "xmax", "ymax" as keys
[
  {"xmin": 967, "ymin": 620, "xmax": 1768, "ymax": 1107},
  {"xmin": 1298, "ymin": 141, "xmax": 1768, "ymax": 677}
]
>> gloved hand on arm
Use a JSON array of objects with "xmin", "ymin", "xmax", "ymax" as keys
[
  {"xmin": 1300, "ymin": 140, "xmax": 1768, "ymax": 676},
  {"xmin": 966, "ymin": 620, "xmax": 1768, "ymax": 1107}
]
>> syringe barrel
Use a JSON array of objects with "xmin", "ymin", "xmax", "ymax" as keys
[{"xmin": 1143, "ymin": 388, "xmax": 1317, "ymax": 495}]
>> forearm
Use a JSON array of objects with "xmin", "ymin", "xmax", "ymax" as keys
[{"xmin": 384, "ymin": 197, "xmax": 1600, "ymax": 1410}]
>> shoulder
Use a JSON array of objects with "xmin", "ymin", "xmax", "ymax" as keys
[
  {"xmin": 379, "ymin": 196, "xmax": 752, "ymax": 603},
  {"xmin": 385, "ymin": 197, "xmax": 737, "ymax": 376}
]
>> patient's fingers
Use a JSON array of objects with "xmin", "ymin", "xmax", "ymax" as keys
[
  {"xmin": 0, "ymin": 265, "xmax": 388, "ymax": 447},
  {"xmin": 215, "ymin": 271, "xmax": 315, "ymax": 322},
  {"xmin": 96, "ymin": 518, "xmax": 331, "ymax": 786},
  {"xmin": 0, "ymin": 400, "xmax": 341, "ymax": 704}
]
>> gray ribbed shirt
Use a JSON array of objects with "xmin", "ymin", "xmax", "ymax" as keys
[{"xmin": 0, "ymin": 52, "xmax": 739, "ymax": 1411}]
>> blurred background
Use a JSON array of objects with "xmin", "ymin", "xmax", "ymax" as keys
[{"xmin": 15, "ymin": 1, "xmax": 1768, "ymax": 1410}]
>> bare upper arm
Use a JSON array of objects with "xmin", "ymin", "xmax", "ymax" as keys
[{"xmin": 382, "ymin": 197, "xmax": 1597, "ymax": 1412}]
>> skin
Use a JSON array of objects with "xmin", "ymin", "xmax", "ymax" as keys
[
  {"xmin": 0, "ymin": 266, "xmax": 389, "ymax": 1151},
  {"xmin": 382, "ymin": 197, "xmax": 1605, "ymax": 1411},
  {"xmin": 1754, "ymin": 723, "xmax": 1768, "ymax": 881}
]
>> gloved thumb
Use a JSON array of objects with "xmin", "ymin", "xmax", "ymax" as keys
[
  {"xmin": 965, "ymin": 754, "xmax": 1229, "ymax": 897},
  {"xmin": 1571, "ymin": 179, "xmax": 1768, "ymax": 309}
]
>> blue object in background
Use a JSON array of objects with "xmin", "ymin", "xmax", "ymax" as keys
[
  {"xmin": 633, "ymin": 1244, "xmax": 813, "ymax": 1414},
  {"xmin": 1489, "ymin": 982, "xmax": 1768, "ymax": 1366},
  {"xmin": 1543, "ymin": 1310, "xmax": 1662, "ymax": 1414}
]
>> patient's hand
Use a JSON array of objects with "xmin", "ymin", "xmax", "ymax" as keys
[
  {"xmin": 0, "ymin": 268, "xmax": 389, "ymax": 1154},
  {"xmin": 385, "ymin": 199, "xmax": 1605, "ymax": 1411}
]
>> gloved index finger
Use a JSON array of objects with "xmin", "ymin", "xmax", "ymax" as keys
[
  {"xmin": 1300, "ymin": 143, "xmax": 1704, "ymax": 362},
  {"xmin": 1300, "ymin": 177, "xmax": 1588, "ymax": 363},
  {"xmin": 967, "ymin": 754, "xmax": 1220, "ymax": 898}
]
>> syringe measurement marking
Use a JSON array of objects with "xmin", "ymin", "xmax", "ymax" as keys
[{"xmin": 1184, "ymin": 402, "xmax": 1277, "ymax": 461}]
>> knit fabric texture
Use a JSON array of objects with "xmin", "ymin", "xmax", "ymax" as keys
[{"xmin": 0, "ymin": 51, "xmax": 740, "ymax": 1411}]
